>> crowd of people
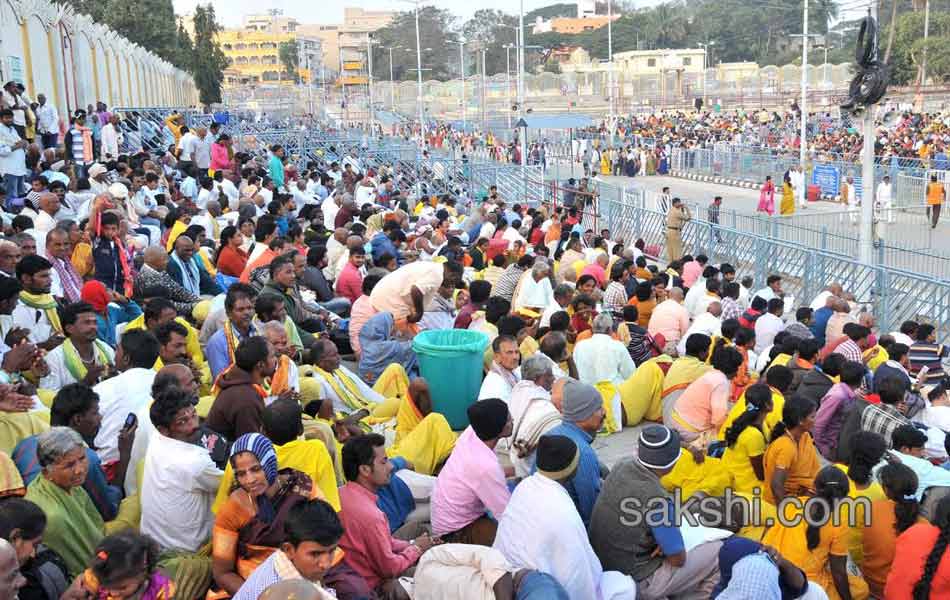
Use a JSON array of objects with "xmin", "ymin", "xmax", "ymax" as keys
[{"xmin": 0, "ymin": 89, "xmax": 950, "ymax": 600}]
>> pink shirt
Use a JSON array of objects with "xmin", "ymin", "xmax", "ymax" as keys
[
  {"xmin": 349, "ymin": 295, "xmax": 377, "ymax": 357},
  {"xmin": 580, "ymin": 263, "xmax": 606, "ymax": 288},
  {"xmin": 338, "ymin": 481, "xmax": 421, "ymax": 588},
  {"xmin": 335, "ymin": 261, "xmax": 363, "ymax": 303},
  {"xmin": 431, "ymin": 427, "xmax": 511, "ymax": 536},
  {"xmin": 672, "ymin": 369, "xmax": 732, "ymax": 434},
  {"xmin": 681, "ymin": 260, "xmax": 703, "ymax": 289},
  {"xmin": 647, "ymin": 299, "xmax": 691, "ymax": 344}
]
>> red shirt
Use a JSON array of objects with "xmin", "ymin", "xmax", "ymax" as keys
[
  {"xmin": 216, "ymin": 245, "xmax": 248, "ymax": 278},
  {"xmin": 338, "ymin": 481, "xmax": 421, "ymax": 589},
  {"xmin": 885, "ymin": 522, "xmax": 950, "ymax": 598},
  {"xmin": 335, "ymin": 262, "xmax": 363, "ymax": 303}
]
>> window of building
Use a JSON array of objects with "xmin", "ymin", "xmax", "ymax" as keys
[
  {"xmin": 682, "ymin": 57, "xmax": 692, "ymax": 66},
  {"xmin": 247, "ymin": 43, "xmax": 259, "ymax": 50},
  {"xmin": 235, "ymin": 43, "xmax": 246, "ymax": 51},
  {"xmin": 223, "ymin": 44, "xmax": 232, "ymax": 51},
  {"xmin": 647, "ymin": 58, "xmax": 656, "ymax": 67}
]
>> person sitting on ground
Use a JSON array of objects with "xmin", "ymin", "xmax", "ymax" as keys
[
  {"xmin": 309, "ymin": 338, "xmax": 403, "ymax": 423},
  {"xmin": 0, "ymin": 497, "xmax": 70, "ymax": 600},
  {"xmin": 338, "ymin": 433, "xmax": 434, "ymax": 598},
  {"xmin": 70, "ymin": 531, "xmax": 175, "ymax": 600},
  {"xmin": 796, "ymin": 352, "xmax": 845, "ymax": 407},
  {"xmin": 431, "ymin": 398, "xmax": 513, "ymax": 546},
  {"xmin": 233, "ymin": 499, "xmax": 346, "ymax": 600},
  {"xmin": 209, "ymin": 432, "xmax": 321, "ymax": 596},
  {"xmin": 813, "ymin": 360, "xmax": 866, "ymax": 460},
  {"xmin": 590, "ymin": 425, "xmax": 723, "ymax": 600},
  {"xmin": 23, "ymin": 427, "xmax": 107, "ymax": 577},
  {"xmin": 358, "ymin": 312, "xmax": 419, "ymax": 385},
  {"xmin": 763, "ymin": 395, "xmax": 820, "ymax": 504},
  {"xmin": 573, "ymin": 313, "xmax": 636, "ymax": 388},
  {"xmin": 507, "ymin": 355, "xmax": 560, "ymax": 479},
  {"xmin": 140, "ymin": 386, "xmax": 222, "ymax": 600},
  {"xmin": 206, "ymin": 336, "xmax": 279, "ymax": 441},
  {"xmin": 720, "ymin": 383, "xmax": 774, "ymax": 495},
  {"xmin": 540, "ymin": 380, "xmax": 607, "ymax": 527},
  {"xmin": 40, "ymin": 301, "xmax": 115, "ymax": 389},
  {"xmin": 668, "ymin": 343, "xmax": 744, "ymax": 447},
  {"xmin": 495, "ymin": 435, "xmax": 636, "ymax": 600},
  {"xmin": 479, "ymin": 335, "xmax": 522, "ymax": 403},
  {"xmin": 762, "ymin": 465, "xmax": 870, "ymax": 600}
]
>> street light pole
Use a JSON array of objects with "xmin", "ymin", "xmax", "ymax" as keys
[
  {"xmin": 505, "ymin": 44, "xmax": 512, "ymax": 129},
  {"xmin": 386, "ymin": 46, "xmax": 397, "ymax": 111},
  {"xmin": 607, "ymin": 0, "xmax": 614, "ymax": 145},
  {"xmin": 448, "ymin": 39, "xmax": 466, "ymax": 131},
  {"xmin": 859, "ymin": 0, "xmax": 878, "ymax": 265},
  {"xmin": 799, "ymin": 0, "xmax": 809, "ymax": 209},
  {"xmin": 366, "ymin": 36, "xmax": 375, "ymax": 130},
  {"xmin": 518, "ymin": 0, "xmax": 526, "ymax": 173}
]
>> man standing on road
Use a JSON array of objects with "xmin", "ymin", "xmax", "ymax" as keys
[
  {"xmin": 926, "ymin": 174, "xmax": 945, "ymax": 229},
  {"xmin": 666, "ymin": 198, "xmax": 690, "ymax": 262},
  {"xmin": 792, "ymin": 165, "xmax": 806, "ymax": 209},
  {"xmin": 708, "ymin": 196, "xmax": 723, "ymax": 243},
  {"xmin": 876, "ymin": 174, "xmax": 893, "ymax": 224}
]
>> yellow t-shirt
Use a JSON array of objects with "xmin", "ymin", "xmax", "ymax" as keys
[
  {"xmin": 722, "ymin": 426, "xmax": 767, "ymax": 495},
  {"xmin": 840, "ymin": 463, "xmax": 886, "ymax": 566},
  {"xmin": 718, "ymin": 388, "xmax": 785, "ymax": 441}
]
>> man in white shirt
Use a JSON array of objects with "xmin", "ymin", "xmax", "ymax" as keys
[
  {"xmin": 219, "ymin": 171, "xmax": 240, "ymax": 211},
  {"xmin": 177, "ymin": 126, "xmax": 198, "ymax": 171},
  {"xmin": 326, "ymin": 162, "xmax": 343, "ymax": 184},
  {"xmin": 479, "ymin": 335, "xmax": 521, "ymax": 402},
  {"xmin": 876, "ymin": 175, "xmax": 894, "ymax": 223},
  {"xmin": 573, "ymin": 313, "xmax": 636, "ymax": 387},
  {"xmin": 321, "ymin": 189, "xmax": 341, "ymax": 230},
  {"xmin": 791, "ymin": 165, "xmax": 806, "ymax": 208},
  {"xmin": 342, "ymin": 150, "xmax": 363, "ymax": 176},
  {"xmin": 93, "ymin": 329, "xmax": 159, "ymax": 465},
  {"xmin": 99, "ymin": 114, "xmax": 123, "ymax": 162},
  {"xmin": 753, "ymin": 274, "xmax": 784, "ymax": 304},
  {"xmin": 502, "ymin": 219, "xmax": 526, "ymax": 250},
  {"xmin": 354, "ymin": 176, "xmax": 377, "ymax": 207},
  {"xmin": 193, "ymin": 127, "xmax": 212, "ymax": 172},
  {"xmin": 754, "ymin": 298, "xmax": 786, "ymax": 355},
  {"xmin": 32, "ymin": 193, "xmax": 59, "ymax": 234},
  {"xmin": 34, "ymin": 94, "xmax": 58, "ymax": 150},
  {"xmin": 0, "ymin": 108, "xmax": 28, "ymax": 199},
  {"xmin": 677, "ymin": 302, "xmax": 723, "ymax": 356},
  {"xmin": 141, "ymin": 386, "xmax": 222, "ymax": 555}
]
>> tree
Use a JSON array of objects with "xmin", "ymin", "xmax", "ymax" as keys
[
  {"xmin": 279, "ymin": 41, "xmax": 300, "ymax": 83},
  {"xmin": 462, "ymin": 9, "xmax": 518, "ymax": 75},
  {"xmin": 190, "ymin": 4, "xmax": 228, "ymax": 107},
  {"xmin": 59, "ymin": 0, "xmax": 190, "ymax": 70},
  {"xmin": 370, "ymin": 7, "xmax": 458, "ymax": 81}
]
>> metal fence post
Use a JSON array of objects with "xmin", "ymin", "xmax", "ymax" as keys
[{"xmin": 821, "ymin": 226, "xmax": 828, "ymax": 251}]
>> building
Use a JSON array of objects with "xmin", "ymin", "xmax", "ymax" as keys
[
  {"xmin": 548, "ymin": 46, "xmax": 591, "ymax": 67},
  {"xmin": 532, "ymin": 0, "xmax": 619, "ymax": 34},
  {"xmin": 610, "ymin": 48, "xmax": 707, "ymax": 76},
  {"xmin": 218, "ymin": 29, "xmax": 315, "ymax": 87},
  {"xmin": 297, "ymin": 7, "xmax": 394, "ymax": 85},
  {"xmin": 243, "ymin": 13, "xmax": 299, "ymax": 33}
]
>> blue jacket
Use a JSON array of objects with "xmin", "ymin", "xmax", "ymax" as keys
[{"xmin": 537, "ymin": 422, "xmax": 602, "ymax": 527}]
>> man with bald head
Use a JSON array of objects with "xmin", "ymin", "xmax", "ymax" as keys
[
  {"xmin": 33, "ymin": 192, "xmax": 60, "ymax": 233},
  {"xmin": 46, "ymin": 227, "xmax": 83, "ymax": 303},
  {"xmin": 166, "ymin": 234, "xmax": 221, "ymax": 297},
  {"xmin": 262, "ymin": 320, "xmax": 300, "ymax": 397},
  {"xmin": 133, "ymin": 245, "xmax": 200, "ymax": 315},
  {"xmin": 0, "ymin": 240, "xmax": 21, "ymax": 278},
  {"xmin": 194, "ymin": 126, "xmax": 212, "ymax": 172},
  {"xmin": 0, "ymin": 538, "xmax": 25, "ymax": 599},
  {"xmin": 648, "ymin": 286, "xmax": 690, "ymax": 347}
]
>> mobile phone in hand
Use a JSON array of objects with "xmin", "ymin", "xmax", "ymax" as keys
[{"xmin": 124, "ymin": 413, "xmax": 138, "ymax": 429}]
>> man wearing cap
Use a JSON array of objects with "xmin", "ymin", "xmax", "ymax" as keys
[
  {"xmin": 431, "ymin": 398, "xmax": 513, "ymax": 546},
  {"xmin": 495, "ymin": 435, "xmax": 637, "ymax": 599},
  {"xmin": 538, "ymin": 380, "xmax": 607, "ymax": 527},
  {"xmin": 87, "ymin": 163, "xmax": 110, "ymax": 195},
  {"xmin": 590, "ymin": 425, "xmax": 722, "ymax": 600}
]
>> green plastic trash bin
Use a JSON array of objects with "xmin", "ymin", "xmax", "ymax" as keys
[{"xmin": 412, "ymin": 329, "xmax": 490, "ymax": 430}]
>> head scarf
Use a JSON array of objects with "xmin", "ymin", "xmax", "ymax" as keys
[
  {"xmin": 80, "ymin": 280, "xmax": 110, "ymax": 314},
  {"xmin": 230, "ymin": 433, "xmax": 279, "ymax": 523},
  {"xmin": 357, "ymin": 312, "xmax": 418, "ymax": 383}
]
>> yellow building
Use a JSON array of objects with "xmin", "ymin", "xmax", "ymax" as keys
[{"xmin": 218, "ymin": 29, "xmax": 310, "ymax": 87}]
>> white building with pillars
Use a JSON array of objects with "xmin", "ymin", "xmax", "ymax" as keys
[{"xmin": 0, "ymin": 0, "xmax": 198, "ymax": 120}]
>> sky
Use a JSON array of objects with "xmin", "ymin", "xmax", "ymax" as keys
[{"xmin": 172, "ymin": 0, "xmax": 666, "ymax": 27}]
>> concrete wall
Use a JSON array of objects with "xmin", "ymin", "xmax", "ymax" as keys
[{"xmin": 0, "ymin": 0, "xmax": 197, "ymax": 121}]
